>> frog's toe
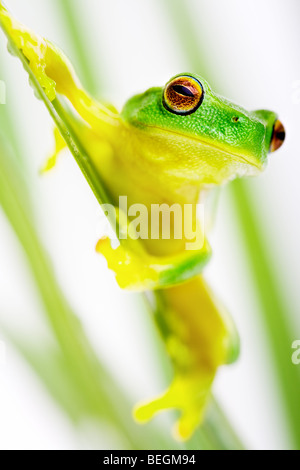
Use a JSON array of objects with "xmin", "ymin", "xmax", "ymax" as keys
[
  {"xmin": 134, "ymin": 373, "xmax": 214, "ymax": 441},
  {"xmin": 96, "ymin": 237, "xmax": 160, "ymax": 290},
  {"xmin": 174, "ymin": 407, "xmax": 205, "ymax": 441},
  {"xmin": 134, "ymin": 392, "xmax": 173, "ymax": 423},
  {"xmin": 96, "ymin": 237, "xmax": 130, "ymax": 286},
  {"xmin": 96, "ymin": 236, "xmax": 113, "ymax": 258},
  {"xmin": 40, "ymin": 126, "xmax": 67, "ymax": 173}
]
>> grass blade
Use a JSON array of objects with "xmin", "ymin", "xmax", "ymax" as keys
[
  {"xmin": 0, "ymin": 1, "xmax": 244, "ymax": 449},
  {"xmin": 159, "ymin": 0, "xmax": 300, "ymax": 448}
]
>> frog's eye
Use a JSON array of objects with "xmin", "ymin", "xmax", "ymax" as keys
[
  {"xmin": 163, "ymin": 76, "xmax": 204, "ymax": 115},
  {"xmin": 270, "ymin": 119, "xmax": 285, "ymax": 152}
]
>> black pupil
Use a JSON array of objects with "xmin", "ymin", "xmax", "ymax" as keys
[
  {"xmin": 172, "ymin": 84, "xmax": 195, "ymax": 97},
  {"xmin": 276, "ymin": 131, "xmax": 285, "ymax": 140}
]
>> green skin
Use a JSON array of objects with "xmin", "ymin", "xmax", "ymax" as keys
[
  {"xmin": 0, "ymin": 7, "xmax": 280, "ymax": 290},
  {"xmin": 100, "ymin": 73, "xmax": 279, "ymax": 290},
  {"xmin": 122, "ymin": 73, "xmax": 276, "ymax": 172}
]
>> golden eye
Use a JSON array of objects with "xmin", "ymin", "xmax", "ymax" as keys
[
  {"xmin": 270, "ymin": 119, "xmax": 285, "ymax": 152},
  {"xmin": 163, "ymin": 76, "xmax": 204, "ymax": 115}
]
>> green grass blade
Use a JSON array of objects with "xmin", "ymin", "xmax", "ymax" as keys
[
  {"xmin": 0, "ymin": 1, "xmax": 244, "ymax": 449},
  {"xmin": 231, "ymin": 179, "xmax": 300, "ymax": 448},
  {"xmin": 50, "ymin": 0, "xmax": 246, "ymax": 449},
  {"xmin": 0, "ymin": 12, "xmax": 174, "ymax": 448},
  {"xmin": 0, "ymin": 13, "xmax": 113, "ymax": 209},
  {"xmin": 159, "ymin": 0, "xmax": 300, "ymax": 449},
  {"xmin": 52, "ymin": 0, "xmax": 100, "ymax": 95},
  {"xmin": 0, "ymin": 137, "xmax": 175, "ymax": 449}
]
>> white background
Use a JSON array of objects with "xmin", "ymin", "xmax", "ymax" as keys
[{"xmin": 0, "ymin": 0, "xmax": 299, "ymax": 450}]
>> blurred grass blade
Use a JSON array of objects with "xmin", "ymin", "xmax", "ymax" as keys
[
  {"xmin": 160, "ymin": 0, "xmax": 300, "ymax": 449},
  {"xmin": 52, "ymin": 0, "xmax": 100, "ymax": 95},
  {"xmin": 51, "ymin": 0, "xmax": 245, "ymax": 449},
  {"xmin": 231, "ymin": 179, "xmax": 300, "ymax": 448},
  {"xmin": 0, "ymin": 136, "xmax": 174, "ymax": 449},
  {"xmin": 0, "ymin": 9, "xmax": 112, "ymax": 210},
  {"xmin": 0, "ymin": 4, "xmax": 183, "ymax": 448},
  {"xmin": 0, "ymin": 7, "xmax": 174, "ymax": 448}
]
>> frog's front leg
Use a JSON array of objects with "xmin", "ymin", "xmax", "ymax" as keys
[{"xmin": 96, "ymin": 234, "xmax": 211, "ymax": 291}]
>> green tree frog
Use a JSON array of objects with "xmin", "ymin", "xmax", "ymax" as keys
[{"xmin": 0, "ymin": 3, "xmax": 285, "ymax": 441}]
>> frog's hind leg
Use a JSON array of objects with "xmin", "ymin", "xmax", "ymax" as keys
[{"xmin": 134, "ymin": 275, "xmax": 239, "ymax": 440}]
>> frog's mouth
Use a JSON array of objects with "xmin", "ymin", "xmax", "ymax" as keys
[
  {"xmin": 141, "ymin": 106, "xmax": 283, "ymax": 171},
  {"xmin": 142, "ymin": 123, "xmax": 265, "ymax": 171}
]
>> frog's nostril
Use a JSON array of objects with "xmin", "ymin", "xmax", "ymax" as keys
[{"xmin": 270, "ymin": 119, "xmax": 285, "ymax": 152}]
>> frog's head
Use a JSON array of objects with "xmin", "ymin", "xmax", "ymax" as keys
[{"xmin": 121, "ymin": 73, "xmax": 285, "ymax": 186}]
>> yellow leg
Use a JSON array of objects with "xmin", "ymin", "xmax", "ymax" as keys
[{"xmin": 134, "ymin": 276, "xmax": 239, "ymax": 440}]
